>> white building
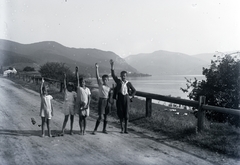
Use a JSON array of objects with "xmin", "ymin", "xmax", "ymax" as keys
[{"xmin": 3, "ymin": 68, "xmax": 17, "ymax": 77}]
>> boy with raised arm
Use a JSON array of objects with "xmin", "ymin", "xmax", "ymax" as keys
[
  {"xmin": 110, "ymin": 59, "xmax": 136, "ymax": 134},
  {"xmin": 92, "ymin": 63, "xmax": 113, "ymax": 135}
]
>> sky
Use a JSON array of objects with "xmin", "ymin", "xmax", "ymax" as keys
[{"xmin": 0, "ymin": 0, "xmax": 240, "ymax": 57}]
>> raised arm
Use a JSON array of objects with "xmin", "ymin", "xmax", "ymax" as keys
[
  {"xmin": 110, "ymin": 59, "xmax": 118, "ymax": 83},
  {"xmin": 63, "ymin": 73, "xmax": 67, "ymax": 92},
  {"xmin": 75, "ymin": 66, "xmax": 79, "ymax": 87},
  {"xmin": 95, "ymin": 63, "xmax": 101, "ymax": 85},
  {"xmin": 40, "ymin": 78, "xmax": 44, "ymax": 95}
]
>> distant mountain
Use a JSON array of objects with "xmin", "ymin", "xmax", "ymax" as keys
[
  {"xmin": 125, "ymin": 50, "xmax": 209, "ymax": 76},
  {"xmin": 192, "ymin": 53, "xmax": 216, "ymax": 64},
  {"xmin": 193, "ymin": 51, "xmax": 240, "ymax": 64},
  {"xmin": 0, "ymin": 39, "xmax": 138, "ymax": 76},
  {"xmin": 0, "ymin": 49, "xmax": 39, "ymax": 70},
  {"xmin": 0, "ymin": 49, "xmax": 34, "ymax": 65}
]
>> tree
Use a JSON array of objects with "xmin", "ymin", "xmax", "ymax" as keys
[
  {"xmin": 39, "ymin": 62, "xmax": 88, "ymax": 89},
  {"xmin": 181, "ymin": 52, "xmax": 240, "ymax": 125},
  {"xmin": 39, "ymin": 62, "xmax": 73, "ymax": 81},
  {"xmin": 23, "ymin": 66, "xmax": 35, "ymax": 72}
]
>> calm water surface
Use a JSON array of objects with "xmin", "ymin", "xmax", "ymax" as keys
[
  {"xmin": 128, "ymin": 75, "xmax": 205, "ymax": 99},
  {"xmin": 93, "ymin": 75, "xmax": 205, "ymax": 99}
]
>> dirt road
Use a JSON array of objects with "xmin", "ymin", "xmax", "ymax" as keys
[{"xmin": 0, "ymin": 77, "xmax": 238, "ymax": 165}]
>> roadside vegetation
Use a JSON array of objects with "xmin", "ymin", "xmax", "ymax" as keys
[{"xmin": 181, "ymin": 52, "xmax": 240, "ymax": 126}]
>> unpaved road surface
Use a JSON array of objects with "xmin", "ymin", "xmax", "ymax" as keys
[{"xmin": 0, "ymin": 77, "xmax": 239, "ymax": 165}]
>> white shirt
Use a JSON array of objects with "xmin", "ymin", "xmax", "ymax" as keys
[
  {"xmin": 120, "ymin": 81, "xmax": 128, "ymax": 95},
  {"xmin": 98, "ymin": 81, "xmax": 110, "ymax": 98},
  {"xmin": 76, "ymin": 87, "xmax": 91, "ymax": 110},
  {"xmin": 64, "ymin": 91, "xmax": 77, "ymax": 105},
  {"xmin": 41, "ymin": 95, "xmax": 53, "ymax": 112}
]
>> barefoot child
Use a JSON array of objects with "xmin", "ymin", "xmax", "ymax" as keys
[
  {"xmin": 110, "ymin": 59, "xmax": 136, "ymax": 134},
  {"xmin": 92, "ymin": 63, "xmax": 113, "ymax": 135},
  {"xmin": 61, "ymin": 73, "xmax": 77, "ymax": 135},
  {"xmin": 75, "ymin": 67, "xmax": 91, "ymax": 135},
  {"xmin": 40, "ymin": 78, "xmax": 54, "ymax": 137}
]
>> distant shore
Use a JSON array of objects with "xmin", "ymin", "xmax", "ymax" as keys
[{"xmin": 127, "ymin": 72, "xmax": 152, "ymax": 77}]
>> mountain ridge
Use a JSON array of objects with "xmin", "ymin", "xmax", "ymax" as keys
[
  {"xmin": 125, "ymin": 50, "xmax": 209, "ymax": 75},
  {"xmin": 1, "ymin": 39, "xmax": 228, "ymax": 76},
  {"xmin": 0, "ymin": 39, "xmax": 137, "ymax": 76}
]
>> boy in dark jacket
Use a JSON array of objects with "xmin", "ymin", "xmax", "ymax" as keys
[{"xmin": 110, "ymin": 59, "xmax": 136, "ymax": 133}]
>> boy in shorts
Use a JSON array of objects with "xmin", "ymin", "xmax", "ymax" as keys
[{"xmin": 92, "ymin": 63, "xmax": 113, "ymax": 135}]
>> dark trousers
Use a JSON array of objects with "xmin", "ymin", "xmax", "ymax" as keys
[{"xmin": 116, "ymin": 93, "xmax": 130, "ymax": 120}]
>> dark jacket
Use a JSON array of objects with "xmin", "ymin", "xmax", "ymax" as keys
[{"xmin": 111, "ymin": 69, "xmax": 136, "ymax": 99}]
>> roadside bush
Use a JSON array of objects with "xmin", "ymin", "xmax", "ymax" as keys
[{"xmin": 181, "ymin": 52, "xmax": 240, "ymax": 126}]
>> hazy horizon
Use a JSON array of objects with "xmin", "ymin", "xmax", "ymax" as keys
[{"xmin": 0, "ymin": 0, "xmax": 239, "ymax": 58}]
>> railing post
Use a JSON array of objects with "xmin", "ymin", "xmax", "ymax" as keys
[
  {"xmin": 36, "ymin": 77, "xmax": 39, "ymax": 85},
  {"xmin": 60, "ymin": 82, "xmax": 63, "ymax": 93},
  {"xmin": 146, "ymin": 98, "xmax": 152, "ymax": 117},
  {"xmin": 197, "ymin": 96, "xmax": 206, "ymax": 132}
]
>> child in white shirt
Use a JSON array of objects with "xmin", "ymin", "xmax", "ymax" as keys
[
  {"xmin": 40, "ymin": 78, "xmax": 53, "ymax": 137},
  {"xmin": 92, "ymin": 63, "xmax": 113, "ymax": 135},
  {"xmin": 75, "ymin": 67, "xmax": 91, "ymax": 135},
  {"xmin": 61, "ymin": 73, "xmax": 77, "ymax": 135}
]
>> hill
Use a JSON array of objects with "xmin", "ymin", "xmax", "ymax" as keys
[
  {"xmin": 193, "ymin": 51, "xmax": 240, "ymax": 64},
  {"xmin": 0, "ymin": 39, "xmax": 138, "ymax": 76},
  {"xmin": 192, "ymin": 53, "xmax": 216, "ymax": 64},
  {"xmin": 125, "ymin": 50, "xmax": 209, "ymax": 76},
  {"xmin": 0, "ymin": 49, "xmax": 40, "ymax": 71},
  {"xmin": 0, "ymin": 49, "xmax": 35, "ymax": 66}
]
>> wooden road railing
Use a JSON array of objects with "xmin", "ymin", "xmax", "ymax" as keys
[
  {"xmin": 7, "ymin": 72, "xmax": 63, "ymax": 91},
  {"xmin": 7, "ymin": 73, "xmax": 240, "ymax": 132},
  {"xmin": 136, "ymin": 91, "xmax": 240, "ymax": 116},
  {"xmin": 135, "ymin": 91, "xmax": 240, "ymax": 132},
  {"xmin": 136, "ymin": 91, "xmax": 199, "ymax": 117}
]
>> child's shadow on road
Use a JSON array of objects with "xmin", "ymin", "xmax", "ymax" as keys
[{"xmin": 0, "ymin": 129, "xmax": 60, "ymax": 137}]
